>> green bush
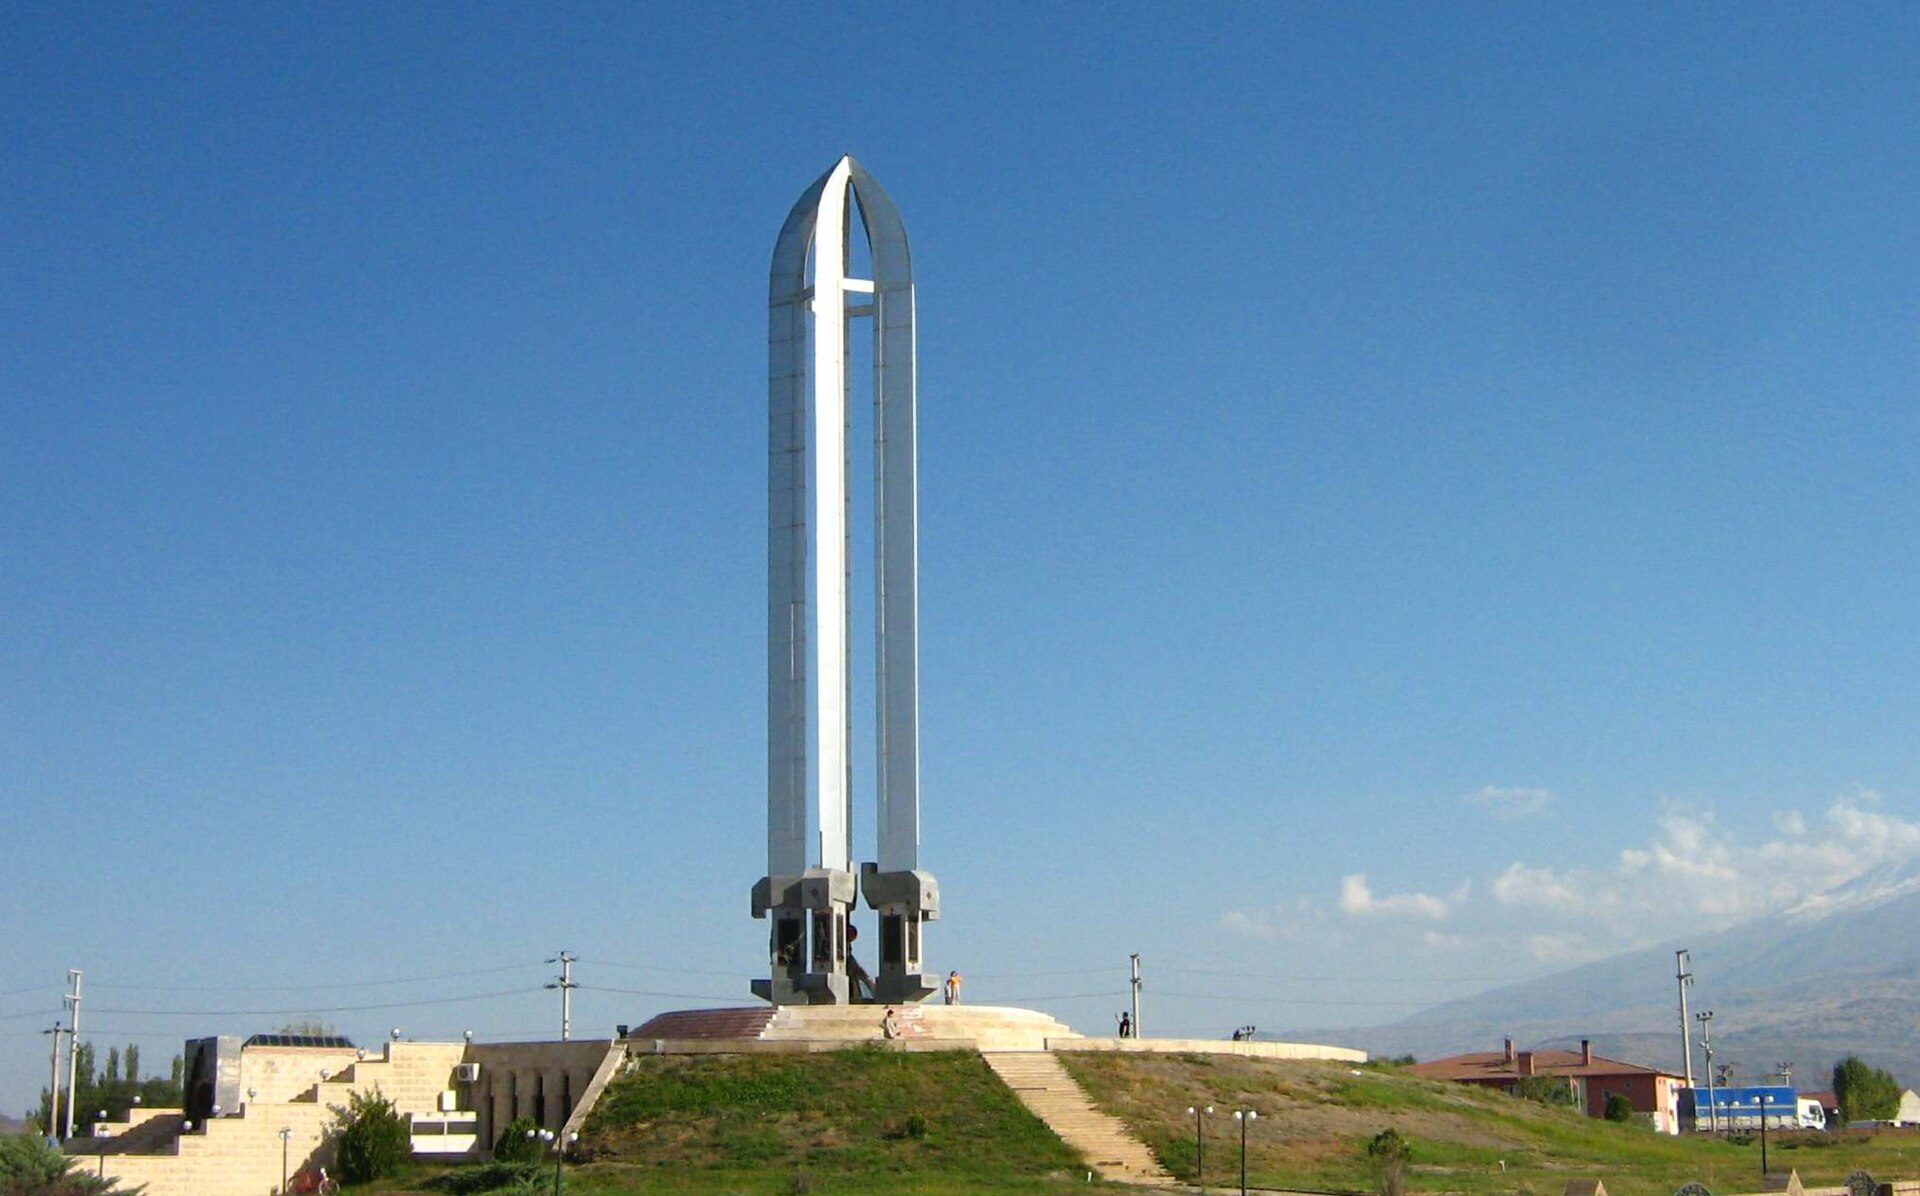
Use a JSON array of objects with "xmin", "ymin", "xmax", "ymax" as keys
[
  {"xmin": 1511, "ymin": 1075, "xmax": 1578, "ymax": 1107},
  {"xmin": 335, "ymin": 1091, "xmax": 410, "ymax": 1184},
  {"xmin": 492, "ymin": 1116, "xmax": 545, "ymax": 1163},
  {"xmin": 0, "ymin": 1132, "xmax": 137, "ymax": 1194},
  {"xmin": 1366, "ymin": 1127, "xmax": 1412, "ymax": 1196},
  {"xmin": 1604, "ymin": 1093, "xmax": 1636, "ymax": 1122},
  {"xmin": 1834, "ymin": 1055, "xmax": 1902, "ymax": 1124},
  {"xmin": 425, "ymin": 1162, "xmax": 542, "ymax": 1194}
]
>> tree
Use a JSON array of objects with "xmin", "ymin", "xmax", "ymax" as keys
[
  {"xmin": 492, "ymin": 1116, "xmax": 544, "ymax": 1163},
  {"xmin": 0, "ymin": 1131, "xmax": 138, "ymax": 1194},
  {"xmin": 335, "ymin": 1092, "xmax": 409, "ymax": 1184},
  {"xmin": 1833, "ymin": 1055, "xmax": 1901, "ymax": 1124},
  {"xmin": 32, "ymin": 1048, "xmax": 182, "ymax": 1135},
  {"xmin": 1366, "ymin": 1128, "xmax": 1411, "ymax": 1196},
  {"xmin": 1604, "ymin": 1093, "xmax": 1635, "ymax": 1123},
  {"xmin": 1511, "ymin": 1076, "xmax": 1578, "ymax": 1108}
]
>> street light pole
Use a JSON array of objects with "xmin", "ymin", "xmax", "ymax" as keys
[
  {"xmin": 1759, "ymin": 1091, "xmax": 1769, "ymax": 1177},
  {"xmin": 280, "ymin": 1126, "xmax": 292, "ymax": 1195},
  {"xmin": 1233, "ymin": 1109, "xmax": 1257, "ymax": 1196},
  {"xmin": 1186, "ymin": 1105, "xmax": 1213, "ymax": 1190}
]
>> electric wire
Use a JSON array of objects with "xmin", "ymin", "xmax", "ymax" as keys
[
  {"xmin": 84, "ymin": 961, "xmax": 549, "ymax": 993},
  {"xmin": 82, "ymin": 987, "xmax": 544, "ymax": 1018}
]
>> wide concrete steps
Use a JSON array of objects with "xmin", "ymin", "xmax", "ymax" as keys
[
  {"xmin": 630, "ymin": 1007, "xmax": 777, "ymax": 1041},
  {"xmin": 764, "ymin": 1003, "xmax": 1079, "ymax": 1050},
  {"xmin": 983, "ymin": 1050, "xmax": 1172, "ymax": 1186}
]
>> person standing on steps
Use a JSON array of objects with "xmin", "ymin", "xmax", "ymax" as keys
[
  {"xmin": 944, "ymin": 970, "xmax": 962, "ymax": 1005},
  {"xmin": 1116, "ymin": 1011, "xmax": 1132, "ymax": 1038}
]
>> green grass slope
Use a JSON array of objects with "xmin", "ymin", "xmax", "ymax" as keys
[
  {"xmin": 1058, "ymin": 1052, "xmax": 1920, "ymax": 1196},
  {"xmin": 558, "ymin": 1046, "xmax": 1090, "ymax": 1195}
]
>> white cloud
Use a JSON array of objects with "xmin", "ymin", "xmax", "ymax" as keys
[
  {"xmin": 1216, "ymin": 791, "xmax": 1920, "ymax": 987},
  {"xmin": 1219, "ymin": 897, "xmax": 1322, "ymax": 941},
  {"xmin": 1464, "ymin": 785, "xmax": 1556, "ymax": 819},
  {"xmin": 1338, "ymin": 873, "xmax": 1450, "ymax": 920},
  {"xmin": 1490, "ymin": 862, "xmax": 1585, "ymax": 910},
  {"xmin": 1525, "ymin": 932, "xmax": 1601, "ymax": 964}
]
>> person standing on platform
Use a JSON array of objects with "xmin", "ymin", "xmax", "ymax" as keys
[{"xmin": 944, "ymin": 970, "xmax": 962, "ymax": 1005}]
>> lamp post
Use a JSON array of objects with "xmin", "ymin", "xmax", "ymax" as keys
[
  {"xmin": 1759, "ymin": 1091, "xmax": 1769, "ymax": 1177},
  {"xmin": 280, "ymin": 1126, "xmax": 293, "ymax": 1195},
  {"xmin": 1186, "ymin": 1105, "xmax": 1213, "ymax": 1190},
  {"xmin": 1232, "ymin": 1109, "xmax": 1257, "ymax": 1196},
  {"xmin": 527, "ymin": 1127, "xmax": 575, "ymax": 1195}
]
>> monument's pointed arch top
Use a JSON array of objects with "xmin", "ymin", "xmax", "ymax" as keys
[{"xmin": 770, "ymin": 156, "xmax": 914, "ymax": 300}]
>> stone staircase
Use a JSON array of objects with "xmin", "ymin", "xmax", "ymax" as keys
[
  {"xmin": 983, "ymin": 1050, "xmax": 1173, "ymax": 1186},
  {"xmin": 630, "ymin": 1007, "xmax": 777, "ymax": 1041}
]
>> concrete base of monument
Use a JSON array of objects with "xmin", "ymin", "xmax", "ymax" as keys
[
  {"xmin": 628, "ymin": 1004, "xmax": 1081, "ymax": 1052},
  {"xmin": 625, "ymin": 1005, "xmax": 1367, "ymax": 1062}
]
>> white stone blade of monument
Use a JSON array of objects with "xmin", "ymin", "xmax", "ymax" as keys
[{"xmin": 754, "ymin": 156, "xmax": 939, "ymax": 1007}]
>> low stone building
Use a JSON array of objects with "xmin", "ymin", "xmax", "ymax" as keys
[{"xmin": 79, "ymin": 1035, "xmax": 624, "ymax": 1196}]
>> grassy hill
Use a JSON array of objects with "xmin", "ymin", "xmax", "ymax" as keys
[
  {"xmin": 563, "ymin": 1046, "xmax": 1093, "ymax": 1194},
  {"xmin": 366, "ymin": 1048, "xmax": 1920, "ymax": 1195},
  {"xmin": 1059, "ymin": 1052, "xmax": 1920, "ymax": 1196}
]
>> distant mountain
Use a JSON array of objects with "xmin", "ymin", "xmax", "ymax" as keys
[{"xmin": 1324, "ymin": 859, "xmax": 1920, "ymax": 1087}]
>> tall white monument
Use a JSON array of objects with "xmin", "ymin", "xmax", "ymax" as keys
[{"xmin": 752, "ymin": 156, "xmax": 939, "ymax": 1006}]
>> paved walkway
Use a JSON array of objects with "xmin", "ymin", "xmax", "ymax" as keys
[{"xmin": 982, "ymin": 1050, "xmax": 1175, "ymax": 1186}]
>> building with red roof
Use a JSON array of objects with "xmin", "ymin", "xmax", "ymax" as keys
[{"xmin": 1405, "ymin": 1038, "xmax": 1686, "ymax": 1134}]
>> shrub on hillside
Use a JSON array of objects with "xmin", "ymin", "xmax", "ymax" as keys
[
  {"xmin": 1511, "ymin": 1076, "xmax": 1578, "ymax": 1107},
  {"xmin": 1604, "ymin": 1093, "xmax": 1635, "ymax": 1123},
  {"xmin": 335, "ymin": 1091, "xmax": 410, "ymax": 1184},
  {"xmin": 424, "ymin": 1162, "xmax": 542, "ymax": 1194},
  {"xmin": 492, "ymin": 1116, "xmax": 545, "ymax": 1163},
  {"xmin": 1366, "ymin": 1127, "xmax": 1411, "ymax": 1196}
]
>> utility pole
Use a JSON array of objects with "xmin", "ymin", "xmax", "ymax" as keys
[
  {"xmin": 42, "ymin": 1023, "xmax": 65, "ymax": 1139},
  {"xmin": 1695, "ymin": 1010, "xmax": 1716, "ymax": 1133},
  {"xmin": 546, "ymin": 952, "xmax": 577, "ymax": 1041},
  {"xmin": 1129, "ymin": 954, "xmax": 1142, "ymax": 1039},
  {"xmin": 1676, "ymin": 949, "xmax": 1695, "ymax": 1087},
  {"xmin": 63, "ymin": 970, "xmax": 82, "ymax": 1140}
]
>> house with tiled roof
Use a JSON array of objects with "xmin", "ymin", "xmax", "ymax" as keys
[{"xmin": 1406, "ymin": 1038, "xmax": 1686, "ymax": 1134}]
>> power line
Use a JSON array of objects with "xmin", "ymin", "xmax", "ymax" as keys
[
  {"xmin": 85, "ymin": 961, "xmax": 548, "ymax": 993},
  {"xmin": 1163, "ymin": 968, "xmax": 1491, "ymax": 985},
  {"xmin": 576, "ymin": 984, "xmax": 744, "ymax": 1003},
  {"xmin": 574, "ymin": 958, "xmax": 747, "ymax": 980},
  {"xmin": 83, "ymin": 986, "xmax": 543, "ymax": 1018},
  {"xmin": 1155, "ymin": 990, "xmax": 1434, "ymax": 1008}
]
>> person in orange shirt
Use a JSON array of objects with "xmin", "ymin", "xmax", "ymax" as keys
[{"xmin": 944, "ymin": 970, "xmax": 962, "ymax": 1005}]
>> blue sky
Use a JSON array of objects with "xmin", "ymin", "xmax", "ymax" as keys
[{"xmin": 4, "ymin": 4, "xmax": 1918, "ymax": 1111}]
